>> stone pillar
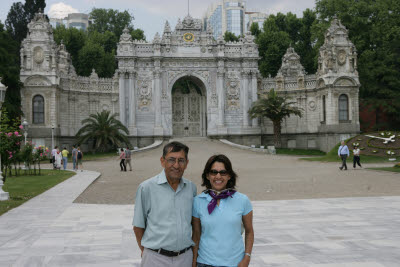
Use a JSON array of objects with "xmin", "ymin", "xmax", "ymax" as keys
[
  {"xmin": 217, "ymin": 71, "xmax": 225, "ymax": 126},
  {"xmin": 251, "ymin": 71, "xmax": 258, "ymax": 127},
  {"xmin": 119, "ymin": 71, "xmax": 126, "ymax": 126},
  {"xmin": 326, "ymin": 87, "xmax": 334, "ymax": 125},
  {"xmin": 242, "ymin": 71, "xmax": 249, "ymax": 127},
  {"xmin": 129, "ymin": 72, "xmax": 137, "ymax": 135},
  {"xmin": 153, "ymin": 70, "xmax": 163, "ymax": 135}
]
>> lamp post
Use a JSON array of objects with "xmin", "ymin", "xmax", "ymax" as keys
[
  {"xmin": 0, "ymin": 80, "xmax": 10, "ymax": 200},
  {"xmin": 22, "ymin": 119, "xmax": 29, "ymax": 170},
  {"xmin": 22, "ymin": 119, "xmax": 29, "ymax": 144},
  {"xmin": 51, "ymin": 124, "xmax": 55, "ymax": 152}
]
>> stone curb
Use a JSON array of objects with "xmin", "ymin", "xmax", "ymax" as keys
[{"xmin": 219, "ymin": 139, "xmax": 275, "ymax": 154}]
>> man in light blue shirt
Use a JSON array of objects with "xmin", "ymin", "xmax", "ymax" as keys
[
  {"xmin": 133, "ymin": 142, "xmax": 197, "ymax": 267},
  {"xmin": 338, "ymin": 140, "xmax": 350, "ymax": 170}
]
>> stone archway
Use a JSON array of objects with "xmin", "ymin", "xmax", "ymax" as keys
[{"xmin": 172, "ymin": 76, "xmax": 207, "ymax": 137}]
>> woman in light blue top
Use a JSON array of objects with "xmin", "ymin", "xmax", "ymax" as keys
[{"xmin": 192, "ymin": 154, "xmax": 254, "ymax": 267}]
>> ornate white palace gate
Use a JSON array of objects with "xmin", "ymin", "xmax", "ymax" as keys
[{"xmin": 116, "ymin": 15, "xmax": 260, "ymax": 139}]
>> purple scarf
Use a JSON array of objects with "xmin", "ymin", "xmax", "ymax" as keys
[{"xmin": 207, "ymin": 189, "xmax": 236, "ymax": 214}]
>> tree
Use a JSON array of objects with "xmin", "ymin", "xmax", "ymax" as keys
[
  {"xmin": 256, "ymin": 10, "xmax": 317, "ymax": 77},
  {"xmin": 131, "ymin": 28, "xmax": 145, "ymax": 41},
  {"xmin": 314, "ymin": 0, "xmax": 400, "ymax": 128},
  {"xmin": 257, "ymin": 17, "xmax": 291, "ymax": 77},
  {"xmin": 89, "ymin": 8, "xmax": 134, "ymax": 38},
  {"xmin": 223, "ymin": 31, "xmax": 240, "ymax": 42},
  {"xmin": 75, "ymin": 110, "xmax": 129, "ymax": 152},
  {"xmin": 248, "ymin": 89, "xmax": 303, "ymax": 148},
  {"xmin": 249, "ymin": 22, "xmax": 261, "ymax": 37},
  {"xmin": 0, "ymin": 22, "xmax": 22, "ymax": 122},
  {"xmin": 5, "ymin": 0, "xmax": 46, "ymax": 45},
  {"xmin": 53, "ymin": 25, "xmax": 87, "ymax": 63}
]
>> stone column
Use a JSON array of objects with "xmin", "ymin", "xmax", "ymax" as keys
[
  {"xmin": 129, "ymin": 71, "xmax": 137, "ymax": 135},
  {"xmin": 119, "ymin": 71, "xmax": 126, "ymax": 126},
  {"xmin": 153, "ymin": 70, "xmax": 163, "ymax": 135},
  {"xmin": 326, "ymin": 87, "xmax": 334, "ymax": 125},
  {"xmin": 251, "ymin": 71, "xmax": 259, "ymax": 127},
  {"xmin": 242, "ymin": 71, "xmax": 249, "ymax": 127},
  {"xmin": 217, "ymin": 71, "xmax": 225, "ymax": 126}
]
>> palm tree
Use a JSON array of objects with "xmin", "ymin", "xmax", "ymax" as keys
[
  {"xmin": 248, "ymin": 89, "xmax": 303, "ymax": 148},
  {"xmin": 75, "ymin": 110, "xmax": 129, "ymax": 151}
]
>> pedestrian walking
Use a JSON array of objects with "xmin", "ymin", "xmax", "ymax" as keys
[
  {"xmin": 61, "ymin": 147, "xmax": 69, "ymax": 170},
  {"xmin": 133, "ymin": 141, "xmax": 197, "ymax": 267},
  {"xmin": 353, "ymin": 145, "xmax": 362, "ymax": 168},
  {"xmin": 51, "ymin": 146, "xmax": 58, "ymax": 169},
  {"xmin": 76, "ymin": 147, "xmax": 83, "ymax": 172},
  {"xmin": 55, "ymin": 148, "xmax": 62, "ymax": 170},
  {"xmin": 72, "ymin": 145, "xmax": 78, "ymax": 171},
  {"xmin": 125, "ymin": 146, "xmax": 132, "ymax": 171},
  {"xmin": 119, "ymin": 148, "xmax": 126, "ymax": 171},
  {"xmin": 338, "ymin": 141, "xmax": 350, "ymax": 170}
]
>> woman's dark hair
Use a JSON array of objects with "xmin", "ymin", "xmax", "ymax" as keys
[
  {"xmin": 120, "ymin": 148, "xmax": 124, "ymax": 152},
  {"xmin": 201, "ymin": 154, "xmax": 237, "ymax": 189}
]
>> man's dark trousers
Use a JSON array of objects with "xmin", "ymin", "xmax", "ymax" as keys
[{"xmin": 340, "ymin": 155, "xmax": 348, "ymax": 170}]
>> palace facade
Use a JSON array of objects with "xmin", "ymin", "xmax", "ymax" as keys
[{"xmin": 20, "ymin": 12, "xmax": 360, "ymax": 152}]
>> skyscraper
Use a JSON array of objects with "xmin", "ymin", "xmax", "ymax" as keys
[{"xmin": 204, "ymin": 0, "xmax": 246, "ymax": 39}]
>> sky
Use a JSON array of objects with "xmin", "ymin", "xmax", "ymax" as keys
[{"xmin": 1, "ymin": 0, "xmax": 316, "ymax": 40}]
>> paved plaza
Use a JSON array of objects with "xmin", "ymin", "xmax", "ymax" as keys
[{"xmin": 1, "ymin": 139, "xmax": 400, "ymax": 266}]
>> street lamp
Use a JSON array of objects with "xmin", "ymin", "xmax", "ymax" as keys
[
  {"xmin": 22, "ymin": 118, "xmax": 29, "ymax": 170},
  {"xmin": 51, "ymin": 124, "xmax": 55, "ymax": 152},
  {"xmin": 22, "ymin": 118, "xmax": 29, "ymax": 144},
  {"xmin": 0, "ymin": 79, "xmax": 10, "ymax": 200}
]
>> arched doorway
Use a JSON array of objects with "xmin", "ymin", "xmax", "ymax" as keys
[{"xmin": 172, "ymin": 76, "xmax": 207, "ymax": 137}]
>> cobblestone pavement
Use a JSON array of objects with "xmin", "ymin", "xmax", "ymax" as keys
[
  {"xmin": 75, "ymin": 139, "xmax": 400, "ymax": 204},
  {"xmin": 2, "ymin": 139, "xmax": 400, "ymax": 266}
]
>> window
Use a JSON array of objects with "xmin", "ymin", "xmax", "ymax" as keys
[
  {"xmin": 33, "ymin": 95, "xmax": 44, "ymax": 124},
  {"xmin": 339, "ymin": 94, "xmax": 349, "ymax": 121}
]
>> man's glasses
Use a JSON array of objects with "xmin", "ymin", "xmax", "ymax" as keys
[
  {"xmin": 165, "ymin": 157, "xmax": 187, "ymax": 166},
  {"xmin": 209, "ymin": 169, "xmax": 228, "ymax": 176}
]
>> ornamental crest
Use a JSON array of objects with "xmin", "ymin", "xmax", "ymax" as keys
[{"xmin": 226, "ymin": 72, "xmax": 240, "ymax": 111}]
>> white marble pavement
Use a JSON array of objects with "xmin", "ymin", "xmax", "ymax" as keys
[{"xmin": 1, "ymin": 171, "xmax": 400, "ymax": 266}]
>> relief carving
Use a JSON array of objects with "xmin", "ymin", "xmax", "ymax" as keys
[
  {"xmin": 137, "ymin": 73, "xmax": 152, "ymax": 111},
  {"xmin": 226, "ymin": 72, "xmax": 240, "ymax": 111}
]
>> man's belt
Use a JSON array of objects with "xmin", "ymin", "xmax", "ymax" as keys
[{"xmin": 149, "ymin": 246, "xmax": 191, "ymax": 257}]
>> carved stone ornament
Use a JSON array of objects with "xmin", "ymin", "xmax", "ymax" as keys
[
  {"xmin": 25, "ymin": 76, "xmax": 51, "ymax": 86},
  {"xmin": 277, "ymin": 46, "xmax": 305, "ymax": 77},
  {"xmin": 308, "ymin": 100, "xmax": 317, "ymax": 111},
  {"xmin": 137, "ymin": 74, "xmax": 152, "ymax": 110},
  {"xmin": 338, "ymin": 49, "xmax": 347, "ymax": 65},
  {"xmin": 226, "ymin": 72, "xmax": 240, "ymax": 111},
  {"xmin": 334, "ymin": 78, "xmax": 355, "ymax": 86},
  {"xmin": 33, "ymin": 46, "xmax": 44, "ymax": 64}
]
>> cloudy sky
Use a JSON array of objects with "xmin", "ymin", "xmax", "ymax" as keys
[{"xmin": 1, "ymin": 0, "xmax": 315, "ymax": 40}]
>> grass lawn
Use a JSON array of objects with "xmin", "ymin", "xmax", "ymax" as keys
[
  {"xmin": 0, "ymin": 169, "xmax": 75, "ymax": 216},
  {"xmin": 276, "ymin": 148, "xmax": 325, "ymax": 156},
  {"xmin": 78, "ymin": 151, "xmax": 118, "ymax": 161},
  {"xmin": 368, "ymin": 167, "xmax": 400, "ymax": 173}
]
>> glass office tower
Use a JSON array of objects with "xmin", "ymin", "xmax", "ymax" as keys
[{"xmin": 204, "ymin": 0, "xmax": 246, "ymax": 39}]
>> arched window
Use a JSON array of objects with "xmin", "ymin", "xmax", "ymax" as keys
[
  {"xmin": 339, "ymin": 94, "xmax": 349, "ymax": 121},
  {"xmin": 32, "ymin": 95, "xmax": 44, "ymax": 124}
]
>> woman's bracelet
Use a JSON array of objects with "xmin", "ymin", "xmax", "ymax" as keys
[{"xmin": 245, "ymin": 252, "xmax": 251, "ymax": 257}]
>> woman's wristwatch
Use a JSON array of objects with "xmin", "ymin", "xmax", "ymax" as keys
[{"xmin": 245, "ymin": 252, "xmax": 251, "ymax": 257}]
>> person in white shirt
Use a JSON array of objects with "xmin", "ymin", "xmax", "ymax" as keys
[
  {"xmin": 353, "ymin": 145, "xmax": 362, "ymax": 168},
  {"xmin": 51, "ymin": 146, "xmax": 58, "ymax": 169}
]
